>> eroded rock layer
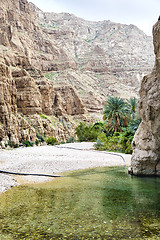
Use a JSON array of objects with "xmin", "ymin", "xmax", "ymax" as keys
[
  {"xmin": 131, "ymin": 21, "xmax": 160, "ymax": 176},
  {"xmin": 0, "ymin": 0, "xmax": 87, "ymax": 145},
  {"xmin": 0, "ymin": 0, "xmax": 154, "ymax": 145},
  {"xmin": 31, "ymin": 4, "xmax": 154, "ymax": 112}
]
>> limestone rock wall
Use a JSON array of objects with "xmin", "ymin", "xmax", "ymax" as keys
[
  {"xmin": 30, "ymin": 3, "xmax": 154, "ymax": 112},
  {"xmin": 36, "ymin": 9, "xmax": 154, "ymax": 86},
  {"xmin": 131, "ymin": 21, "xmax": 160, "ymax": 176},
  {"xmin": 0, "ymin": 0, "xmax": 87, "ymax": 145},
  {"xmin": 0, "ymin": 0, "xmax": 155, "ymax": 146},
  {"xmin": 0, "ymin": 0, "xmax": 154, "ymax": 114},
  {"xmin": 0, "ymin": 63, "xmax": 86, "ymax": 144},
  {"xmin": 0, "ymin": 63, "xmax": 37, "ymax": 144},
  {"xmin": 13, "ymin": 69, "xmax": 42, "ymax": 115}
]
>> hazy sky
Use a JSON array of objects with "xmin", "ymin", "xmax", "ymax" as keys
[{"xmin": 29, "ymin": 0, "xmax": 160, "ymax": 36}]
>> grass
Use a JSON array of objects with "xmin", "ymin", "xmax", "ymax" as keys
[
  {"xmin": 39, "ymin": 114, "xmax": 49, "ymax": 120},
  {"xmin": 44, "ymin": 72, "xmax": 57, "ymax": 80}
]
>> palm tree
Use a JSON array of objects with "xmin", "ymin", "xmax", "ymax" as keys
[
  {"xmin": 127, "ymin": 97, "xmax": 137, "ymax": 119},
  {"xmin": 103, "ymin": 96, "xmax": 130, "ymax": 132},
  {"xmin": 128, "ymin": 116, "xmax": 142, "ymax": 133}
]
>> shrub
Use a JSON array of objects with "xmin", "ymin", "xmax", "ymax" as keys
[
  {"xmin": 39, "ymin": 114, "xmax": 48, "ymax": 120},
  {"xmin": 66, "ymin": 137, "xmax": 75, "ymax": 143},
  {"xmin": 75, "ymin": 122, "xmax": 105, "ymax": 142},
  {"xmin": 35, "ymin": 139, "xmax": 39, "ymax": 146},
  {"xmin": 119, "ymin": 130, "xmax": 134, "ymax": 153},
  {"xmin": 95, "ymin": 129, "xmax": 134, "ymax": 154},
  {"xmin": 94, "ymin": 139, "xmax": 103, "ymax": 150},
  {"xmin": 8, "ymin": 140, "xmax": 13, "ymax": 148},
  {"xmin": 44, "ymin": 72, "xmax": 55, "ymax": 80},
  {"xmin": 22, "ymin": 141, "xmax": 34, "ymax": 147},
  {"xmin": 125, "ymin": 145, "xmax": 132, "ymax": 154},
  {"xmin": 36, "ymin": 133, "xmax": 45, "ymax": 142},
  {"xmin": 14, "ymin": 144, "xmax": 19, "ymax": 148},
  {"xmin": 46, "ymin": 137, "xmax": 58, "ymax": 145},
  {"xmin": 128, "ymin": 117, "xmax": 141, "ymax": 133}
]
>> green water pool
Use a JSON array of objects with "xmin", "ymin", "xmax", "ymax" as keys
[{"xmin": 0, "ymin": 166, "xmax": 160, "ymax": 239}]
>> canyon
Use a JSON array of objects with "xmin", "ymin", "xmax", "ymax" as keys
[{"xmin": 0, "ymin": 0, "xmax": 154, "ymax": 145}]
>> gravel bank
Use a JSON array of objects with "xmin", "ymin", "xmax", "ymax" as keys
[{"xmin": 0, "ymin": 142, "xmax": 131, "ymax": 194}]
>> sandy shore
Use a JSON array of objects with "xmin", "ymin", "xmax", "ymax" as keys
[{"xmin": 0, "ymin": 142, "xmax": 131, "ymax": 194}]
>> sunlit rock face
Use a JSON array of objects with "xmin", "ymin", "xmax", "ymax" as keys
[
  {"xmin": 0, "ymin": 0, "xmax": 155, "ymax": 145},
  {"xmin": 131, "ymin": 20, "xmax": 160, "ymax": 176},
  {"xmin": 0, "ymin": 0, "xmax": 86, "ymax": 144},
  {"xmin": 31, "ymin": 4, "xmax": 154, "ymax": 112}
]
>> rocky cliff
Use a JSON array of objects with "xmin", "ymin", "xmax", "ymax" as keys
[
  {"xmin": 0, "ymin": 0, "xmax": 86, "ymax": 145},
  {"xmin": 131, "ymin": 21, "xmax": 160, "ymax": 176},
  {"xmin": 31, "ymin": 4, "xmax": 154, "ymax": 112},
  {"xmin": 0, "ymin": 0, "xmax": 154, "ymax": 146}
]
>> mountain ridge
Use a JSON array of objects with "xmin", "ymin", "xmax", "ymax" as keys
[{"xmin": 30, "ymin": 2, "xmax": 154, "ymax": 111}]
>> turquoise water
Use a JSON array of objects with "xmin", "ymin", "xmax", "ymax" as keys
[{"xmin": 0, "ymin": 166, "xmax": 160, "ymax": 239}]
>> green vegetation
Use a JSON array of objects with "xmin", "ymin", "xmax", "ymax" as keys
[
  {"xmin": 127, "ymin": 97, "xmax": 137, "ymax": 118},
  {"xmin": 5, "ymin": 141, "xmax": 19, "ymax": 149},
  {"xmin": 85, "ymin": 39, "xmax": 91, "ymax": 43},
  {"xmin": 128, "ymin": 116, "xmax": 142, "ymax": 132},
  {"xmin": 66, "ymin": 137, "xmax": 75, "ymax": 143},
  {"xmin": 79, "ymin": 89, "xmax": 86, "ymax": 96},
  {"xmin": 22, "ymin": 141, "xmax": 34, "ymax": 147},
  {"xmin": 46, "ymin": 137, "xmax": 58, "ymax": 145},
  {"xmin": 39, "ymin": 114, "xmax": 49, "ymax": 120},
  {"xmin": 7, "ymin": 140, "xmax": 13, "ymax": 148},
  {"xmin": 18, "ymin": 31, "xmax": 23, "ymax": 36},
  {"xmin": 103, "ymin": 96, "xmax": 130, "ymax": 132},
  {"xmin": 84, "ymin": 34, "xmax": 98, "ymax": 43},
  {"xmin": 47, "ymin": 24, "xmax": 55, "ymax": 29},
  {"xmin": 94, "ymin": 130, "xmax": 134, "ymax": 154},
  {"xmin": 0, "ymin": 167, "xmax": 159, "ymax": 239},
  {"xmin": 39, "ymin": 23, "xmax": 56, "ymax": 29},
  {"xmin": 14, "ymin": 144, "xmax": 19, "ymax": 148},
  {"xmin": 96, "ymin": 97, "xmax": 141, "ymax": 153},
  {"xmin": 75, "ymin": 97, "xmax": 141, "ymax": 154},
  {"xmin": 35, "ymin": 139, "xmax": 39, "ymax": 146},
  {"xmin": 75, "ymin": 122, "xmax": 105, "ymax": 142},
  {"xmin": 1, "ymin": 96, "xmax": 140, "ymax": 151},
  {"xmin": 39, "ymin": 23, "xmax": 45, "ymax": 28},
  {"xmin": 44, "ymin": 72, "xmax": 56, "ymax": 81},
  {"xmin": 36, "ymin": 133, "xmax": 45, "ymax": 143}
]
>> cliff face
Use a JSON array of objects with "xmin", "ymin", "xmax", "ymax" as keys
[
  {"xmin": 0, "ymin": 0, "xmax": 155, "ymax": 145},
  {"xmin": 131, "ymin": 21, "xmax": 160, "ymax": 176},
  {"xmin": 0, "ymin": 0, "xmax": 86, "ymax": 145},
  {"xmin": 31, "ymin": 5, "xmax": 154, "ymax": 112}
]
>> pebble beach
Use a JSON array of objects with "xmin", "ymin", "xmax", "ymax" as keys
[{"xmin": 0, "ymin": 142, "xmax": 131, "ymax": 194}]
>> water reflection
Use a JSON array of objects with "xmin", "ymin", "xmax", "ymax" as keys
[{"xmin": 101, "ymin": 168, "xmax": 160, "ymax": 238}]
